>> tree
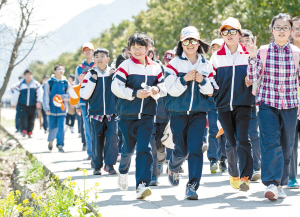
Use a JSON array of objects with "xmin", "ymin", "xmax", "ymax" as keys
[{"xmin": 0, "ymin": 0, "xmax": 47, "ymax": 103}]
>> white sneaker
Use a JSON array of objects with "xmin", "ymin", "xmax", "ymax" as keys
[
  {"xmin": 70, "ymin": 127, "xmax": 74, "ymax": 133},
  {"xmin": 136, "ymin": 182, "xmax": 152, "ymax": 199},
  {"xmin": 264, "ymin": 184, "xmax": 278, "ymax": 201},
  {"xmin": 118, "ymin": 172, "xmax": 128, "ymax": 191},
  {"xmin": 278, "ymin": 186, "xmax": 286, "ymax": 199},
  {"xmin": 202, "ymin": 142, "xmax": 208, "ymax": 153}
]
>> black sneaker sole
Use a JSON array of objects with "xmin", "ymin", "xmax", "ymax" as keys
[
  {"xmin": 250, "ymin": 174, "xmax": 261, "ymax": 181},
  {"xmin": 149, "ymin": 181, "xmax": 158, "ymax": 186},
  {"xmin": 104, "ymin": 168, "xmax": 117, "ymax": 175},
  {"xmin": 48, "ymin": 143, "xmax": 53, "ymax": 151},
  {"xmin": 93, "ymin": 171, "xmax": 102, "ymax": 175}
]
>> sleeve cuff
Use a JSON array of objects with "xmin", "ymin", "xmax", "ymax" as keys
[
  {"xmin": 180, "ymin": 76, "xmax": 187, "ymax": 86},
  {"xmin": 89, "ymin": 77, "xmax": 97, "ymax": 83},
  {"xmin": 132, "ymin": 90, "xmax": 138, "ymax": 97},
  {"xmin": 199, "ymin": 78, "xmax": 207, "ymax": 86}
]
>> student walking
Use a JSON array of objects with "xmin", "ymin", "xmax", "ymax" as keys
[
  {"xmin": 43, "ymin": 64, "xmax": 71, "ymax": 153},
  {"xmin": 80, "ymin": 48, "xmax": 119, "ymax": 176},
  {"xmin": 165, "ymin": 26, "xmax": 216, "ymax": 200},
  {"xmin": 247, "ymin": 13, "xmax": 300, "ymax": 200},
  {"xmin": 11, "ymin": 70, "xmax": 43, "ymax": 138},
  {"xmin": 210, "ymin": 17, "xmax": 255, "ymax": 192},
  {"xmin": 112, "ymin": 33, "xmax": 166, "ymax": 199}
]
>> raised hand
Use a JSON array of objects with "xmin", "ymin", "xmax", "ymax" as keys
[
  {"xmin": 195, "ymin": 73, "xmax": 204, "ymax": 83},
  {"xmin": 246, "ymin": 36, "xmax": 258, "ymax": 58},
  {"xmin": 184, "ymin": 70, "xmax": 196, "ymax": 82},
  {"xmin": 78, "ymin": 74, "xmax": 85, "ymax": 85}
]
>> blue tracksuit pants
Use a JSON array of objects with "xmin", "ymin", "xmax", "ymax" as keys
[
  {"xmin": 249, "ymin": 106, "xmax": 261, "ymax": 170},
  {"xmin": 258, "ymin": 102, "xmax": 297, "ymax": 186},
  {"xmin": 207, "ymin": 109, "xmax": 227, "ymax": 162},
  {"xmin": 289, "ymin": 120, "xmax": 299, "ymax": 179},
  {"xmin": 150, "ymin": 122, "xmax": 168, "ymax": 176},
  {"xmin": 169, "ymin": 112, "xmax": 206, "ymax": 190},
  {"xmin": 119, "ymin": 115, "xmax": 154, "ymax": 189},
  {"xmin": 48, "ymin": 115, "xmax": 65, "ymax": 146},
  {"xmin": 90, "ymin": 116, "xmax": 119, "ymax": 169}
]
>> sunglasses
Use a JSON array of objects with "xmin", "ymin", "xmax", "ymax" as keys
[
  {"xmin": 182, "ymin": 38, "xmax": 199, "ymax": 46},
  {"xmin": 221, "ymin": 29, "xmax": 238, "ymax": 36}
]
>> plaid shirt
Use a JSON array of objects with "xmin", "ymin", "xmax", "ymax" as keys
[
  {"xmin": 90, "ymin": 114, "xmax": 113, "ymax": 122},
  {"xmin": 247, "ymin": 40, "xmax": 300, "ymax": 109}
]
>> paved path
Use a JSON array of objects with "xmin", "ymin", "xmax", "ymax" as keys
[{"xmin": 2, "ymin": 108, "xmax": 300, "ymax": 217}]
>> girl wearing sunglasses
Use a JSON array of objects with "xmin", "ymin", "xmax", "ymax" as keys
[
  {"xmin": 248, "ymin": 13, "xmax": 300, "ymax": 201},
  {"xmin": 165, "ymin": 26, "xmax": 217, "ymax": 200},
  {"xmin": 210, "ymin": 17, "xmax": 255, "ymax": 192}
]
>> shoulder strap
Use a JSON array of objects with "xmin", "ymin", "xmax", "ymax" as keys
[
  {"xmin": 291, "ymin": 44, "xmax": 299, "ymax": 72},
  {"xmin": 49, "ymin": 80, "xmax": 54, "ymax": 92},
  {"xmin": 259, "ymin": 45, "xmax": 269, "ymax": 78}
]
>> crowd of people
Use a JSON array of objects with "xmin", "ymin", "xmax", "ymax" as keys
[{"xmin": 9, "ymin": 13, "xmax": 300, "ymax": 201}]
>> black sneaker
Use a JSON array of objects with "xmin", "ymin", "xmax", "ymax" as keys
[
  {"xmin": 149, "ymin": 175, "xmax": 158, "ymax": 186},
  {"xmin": 48, "ymin": 141, "xmax": 53, "ymax": 151},
  {"xmin": 185, "ymin": 183, "xmax": 198, "ymax": 200},
  {"xmin": 210, "ymin": 160, "xmax": 218, "ymax": 173},
  {"xmin": 82, "ymin": 144, "xmax": 87, "ymax": 151},
  {"xmin": 57, "ymin": 145, "xmax": 64, "ymax": 153},
  {"xmin": 93, "ymin": 169, "xmax": 101, "ymax": 175},
  {"xmin": 87, "ymin": 155, "xmax": 92, "ymax": 160},
  {"xmin": 157, "ymin": 164, "xmax": 163, "ymax": 177},
  {"xmin": 104, "ymin": 164, "xmax": 117, "ymax": 175},
  {"xmin": 168, "ymin": 163, "xmax": 179, "ymax": 186},
  {"xmin": 219, "ymin": 160, "xmax": 227, "ymax": 172}
]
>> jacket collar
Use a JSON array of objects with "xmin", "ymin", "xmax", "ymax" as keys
[
  {"xmin": 94, "ymin": 65, "xmax": 110, "ymax": 74},
  {"xmin": 272, "ymin": 40, "xmax": 290, "ymax": 53},
  {"xmin": 82, "ymin": 60, "xmax": 95, "ymax": 67},
  {"xmin": 50, "ymin": 74, "xmax": 67, "ymax": 82},
  {"xmin": 130, "ymin": 55, "xmax": 157, "ymax": 65},
  {"xmin": 180, "ymin": 51, "xmax": 206, "ymax": 63},
  {"xmin": 217, "ymin": 42, "xmax": 249, "ymax": 55}
]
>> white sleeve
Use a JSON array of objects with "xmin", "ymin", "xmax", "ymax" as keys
[
  {"xmin": 111, "ymin": 65, "xmax": 135, "ymax": 100},
  {"xmin": 198, "ymin": 77, "xmax": 214, "ymax": 95},
  {"xmin": 11, "ymin": 85, "xmax": 20, "ymax": 106},
  {"xmin": 165, "ymin": 63, "xmax": 187, "ymax": 97},
  {"xmin": 36, "ymin": 84, "xmax": 43, "ymax": 103},
  {"xmin": 80, "ymin": 71, "xmax": 96, "ymax": 100}
]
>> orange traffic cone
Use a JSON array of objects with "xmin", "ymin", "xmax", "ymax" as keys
[
  {"xmin": 53, "ymin": 95, "xmax": 65, "ymax": 111},
  {"xmin": 69, "ymin": 84, "xmax": 81, "ymax": 105}
]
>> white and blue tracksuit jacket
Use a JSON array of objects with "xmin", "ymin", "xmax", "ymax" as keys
[
  {"xmin": 111, "ymin": 56, "xmax": 167, "ymax": 119},
  {"xmin": 11, "ymin": 78, "xmax": 43, "ymax": 107},
  {"xmin": 80, "ymin": 66, "xmax": 117, "ymax": 116},
  {"xmin": 210, "ymin": 43, "xmax": 255, "ymax": 112},
  {"xmin": 165, "ymin": 52, "xmax": 217, "ymax": 116}
]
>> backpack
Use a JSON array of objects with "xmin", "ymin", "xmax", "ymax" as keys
[
  {"xmin": 252, "ymin": 44, "xmax": 300, "ymax": 96},
  {"xmin": 48, "ymin": 79, "xmax": 68, "ymax": 94}
]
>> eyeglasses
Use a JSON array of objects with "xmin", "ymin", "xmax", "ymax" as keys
[
  {"xmin": 272, "ymin": 27, "xmax": 291, "ymax": 31},
  {"xmin": 293, "ymin": 28, "xmax": 300, "ymax": 32},
  {"xmin": 221, "ymin": 29, "xmax": 238, "ymax": 36},
  {"xmin": 182, "ymin": 38, "xmax": 199, "ymax": 46}
]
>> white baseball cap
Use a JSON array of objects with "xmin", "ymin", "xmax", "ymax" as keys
[
  {"xmin": 219, "ymin": 17, "xmax": 242, "ymax": 32},
  {"xmin": 211, "ymin": 38, "xmax": 224, "ymax": 46},
  {"xmin": 180, "ymin": 26, "xmax": 201, "ymax": 41},
  {"xmin": 82, "ymin": 42, "xmax": 94, "ymax": 51}
]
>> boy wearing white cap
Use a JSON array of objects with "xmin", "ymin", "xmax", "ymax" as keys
[
  {"xmin": 74, "ymin": 42, "xmax": 95, "ymax": 159},
  {"xmin": 165, "ymin": 26, "xmax": 217, "ymax": 199},
  {"xmin": 210, "ymin": 17, "xmax": 255, "ymax": 191}
]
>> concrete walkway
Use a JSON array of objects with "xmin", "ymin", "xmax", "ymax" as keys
[{"xmin": 2, "ymin": 108, "xmax": 300, "ymax": 217}]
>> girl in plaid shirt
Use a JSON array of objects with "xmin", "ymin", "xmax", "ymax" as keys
[{"xmin": 247, "ymin": 13, "xmax": 300, "ymax": 201}]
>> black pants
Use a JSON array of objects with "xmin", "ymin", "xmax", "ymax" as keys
[
  {"xmin": 218, "ymin": 106, "xmax": 253, "ymax": 178},
  {"xmin": 66, "ymin": 114, "xmax": 75, "ymax": 127},
  {"xmin": 19, "ymin": 104, "xmax": 36, "ymax": 134}
]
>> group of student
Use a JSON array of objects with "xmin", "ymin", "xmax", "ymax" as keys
[{"xmin": 10, "ymin": 13, "xmax": 300, "ymax": 202}]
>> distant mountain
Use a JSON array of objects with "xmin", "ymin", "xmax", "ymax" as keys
[
  {"xmin": 1, "ymin": 0, "xmax": 148, "ymax": 99},
  {"xmin": 29, "ymin": 0, "xmax": 148, "ymax": 63}
]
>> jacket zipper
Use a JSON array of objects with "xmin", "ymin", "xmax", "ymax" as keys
[
  {"xmin": 102, "ymin": 71, "xmax": 106, "ymax": 115},
  {"xmin": 139, "ymin": 65, "xmax": 147, "ymax": 119},
  {"xmin": 230, "ymin": 61, "xmax": 235, "ymax": 111},
  {"xmin": 26, "ymin": 83, "xmax": 30, "ymax": 106}
]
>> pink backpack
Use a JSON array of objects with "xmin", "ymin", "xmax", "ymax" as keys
[{"xmin": 252, "ymin": 44, "xmax": 300, "ymax": 96}]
